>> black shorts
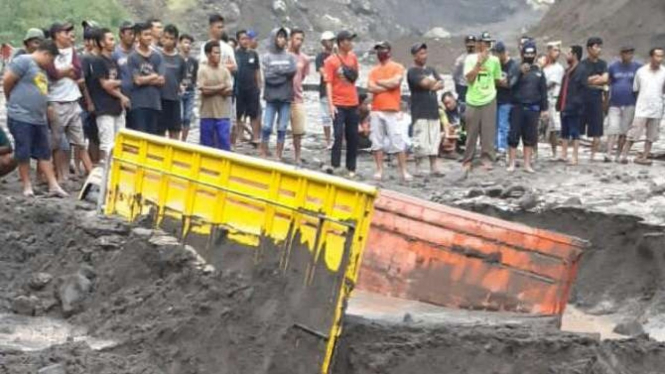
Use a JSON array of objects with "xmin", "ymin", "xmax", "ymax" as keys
[
  {"xmin": 508, "ymin": 105, "xmax": 539, "ymax": 148},
  {"xmin": 236, "ymin": 89, "xmax": 260, "ymax": 120},
  {"xmin": 81, "ymin": 111, "xmax": 99, "ymax": 145},
  {"xmin": 582, "ymin": 96, "xmax": 604, "ymax": 137},
  {"xmin": 158, "ymin": 100, "xmax": 182, "ymax": 134}
]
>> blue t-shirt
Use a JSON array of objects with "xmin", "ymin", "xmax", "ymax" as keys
[
  {"xmin": 6, "ymin": 55, "xmax": 49, "ymax": 125},
  {"xmin": 609, "ymin": 61, "xmax": 642, "ymax": 107},
  {"xmin": 112, "ymin": 46, "xmax": 134, "ymax": 96}
]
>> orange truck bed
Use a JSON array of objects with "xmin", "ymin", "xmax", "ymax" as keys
[{"xmin": 357, "ymin": 190, "xmax": 586, "ymax": 316}]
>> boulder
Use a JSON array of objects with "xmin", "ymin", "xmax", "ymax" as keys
[
  {"xmin": 12, "ymin": 295, "xmax": 40, "ymax": 316},
  {"xmin": 28, "ymin": 272, "xmax": 53, "ymax": 291}
]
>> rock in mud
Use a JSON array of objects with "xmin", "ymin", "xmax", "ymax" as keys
[
  {"xmin": 37, "ymin": 363, "xmax": 65, "ymax": 374},
  {"xmin": 562, "ymin": 197, "xmax": 582, "ymax": 206},
  {"xmin": 518, "ymin": 193, "xmax": 539, "ymax": 211},
  {"xmin": 613, "ymin": 320, "xmax": 645, "ymax": 337},
  {"xmin": 467, "ymin": 188, "xmax": 484, "ymax": 198},
  {"xmin": 12, "ymin": 295, "xmax": 40, "ymax": 316},
  {"xmin": 501, "ymin": 185, "xmax": 527, "ymax": 199},
  {"xmin": 29, "ymin": 272, "xmax": 53, "ymax": 290},
  {"xmin": 56, "ymin": 267, "xmax": 96, "ymax": 316},
  {"xmin": 95, "ymin": 235, "xmax": 125, "ymax": 251},
  {"xmin": 484, "ymin": 186, "xmax": 504, "ymax": 198}
]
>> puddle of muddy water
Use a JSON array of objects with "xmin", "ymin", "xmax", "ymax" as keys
[{"xmin": 0, "ymin": 313, "xmax": 117, "ymax": 352}]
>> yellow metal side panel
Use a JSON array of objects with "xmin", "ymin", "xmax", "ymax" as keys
[{"xmin": 104, "ymin": 129, "xmax": 377, "ymax": 374}]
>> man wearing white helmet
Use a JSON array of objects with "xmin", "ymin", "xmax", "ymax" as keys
[{"xmin": 315, "ymin": 31, "xmax": 336, "ymax": 149}]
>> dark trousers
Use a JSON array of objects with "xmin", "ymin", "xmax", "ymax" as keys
[
  {"xmin": 130, "ymin": 108, "xmax": 160, "ymax": 135},
  {"xmin": 332, "ymin": 106, "xmax": 359, "ymax": 172}
]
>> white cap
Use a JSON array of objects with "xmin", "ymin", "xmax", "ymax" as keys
[{"xmin": 320, "ymin": 31, "xmax": 336, "ymax": 42}]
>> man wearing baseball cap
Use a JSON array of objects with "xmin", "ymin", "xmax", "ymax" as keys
[
  {"xmin": 506, "ymin": 41, "xmax": 548, "ymax": 173},
  {"xmin": 13, "ymin": 29, "xmax": 45, "ymax": 59},
  {"xmin": 408, "ymin": 42, "xmax": 444, "ymax": 176},
  {"xmin": 453, "ymin": 35, "xmax": 477, "ymax": 104},
  {"xmin": 315, "ymin": 31, "xmax": 336, "ymax": 149},
  {"xmin": 461, "ymin": 31, "xmax": 502, "ymax": 174},
  {"xmin": 580, "ymin": 36, "xmax": 608, "ymax": 161},
  {"xmin": 367, "ymin": 41, "xmax": 410, "ymax": 182},
  {"xmin": 605, "ymin": 45, "xmax": 641, "ymax": 162}
]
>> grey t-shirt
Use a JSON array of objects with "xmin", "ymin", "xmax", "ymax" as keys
[
  {"xmin": 160, "ymin": 52, "xmax": 186, "ymax": 101},
  {"xmin": 128, "ymin": 50, "xmax": 164, "ymax": 110},
  {"xmin": 6, "ymin": 55, "xmax": 49, "ymax": 125}
]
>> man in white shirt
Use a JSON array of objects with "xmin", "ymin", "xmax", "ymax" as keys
[
  {"xmin": 543, "ymin": 41, "xmax": 565, "ymax": 159},
  {"xmin": 620, "ymin": 47, "xmax": 665, "ymax": 165}
]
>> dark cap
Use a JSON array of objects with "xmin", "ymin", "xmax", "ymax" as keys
[
  {"xmin": 410, "ymin": 42, "xmax": 427, "ymax": 55},
  {"xmin": 119, "ymin": 21, "xmax": 135, "ymax": 31},
  {"xmin": 374, "ymin": 41, "xmax": 391, "ymax": 50},
  {"xmin": 336, "ymin": 30, "xmax": 356, "ymax": 41},
  {"xmin": 522, "ymin": 41, "xmax": 537, "ymax": 54},
  {"xmin": 620, "ymin": 45, "xmax": 635, "ymax": 53},
  {"xmin": 493, "ymin": 41, "xmax": 506, "ymax": 53},
  {"xmin": 50, "ymin": 22, "xmax": 74, "ymax": 36},
  {"xmin": 465, "ymin": 35, "xmax": 477, "ymax": 44},
  {"xmin": 587, "ymin": 37, "xmax": 603, "ymax": 47},
  {"xmin": 479, "ymin": 31, "xmax": 493, "ymax": 42}
]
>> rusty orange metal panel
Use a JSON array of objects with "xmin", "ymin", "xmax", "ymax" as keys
[{"xmin": 357, "ymin": 190, "xmax": 587, "ymax": 316}]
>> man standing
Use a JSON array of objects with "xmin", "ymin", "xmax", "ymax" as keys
[
  {"xmin": 316, "ymin": 31, "xmax": 336, "ymax": 149},
  {"xmin": 367, "ymin": 41, "xmax": 408, "ymax": 181},
  {"xmin": 3, "ymin": 41, "xmax": 67, "ymax": 197},
  {"xmin": 47, "ymin": 22, "xmax": 93, "ymax": 181},
  {"xmin": 199, "ymin": 14, "xmax": 238, "ymax": 145},
  {"xmin": 128, "ymin": 22, "xmax": 165, "ymax": 135},
  {"xmin": 90, "ymin": 28, "xmax": 130, "ymax": 162},
  {"xmin": 324, "ymin": 30, "xmax": 360, "ymax": 178},
  {"xmin": 506, "ymin": 41, "xmax": 548, "ymax": 173},
  {"xmin": 542, "ymin": 41, "xmax": 565, "ymax": 159},
  {"xmin": 580, "ymin": 37, "xmax": 608, "ymax": 161},
  {"xmin": 620, "ymin": 48, "xmax": 665, "ymax": 165},
  {"xmin": 158, "ymin": 24, "xmax": 186, "ymax": 139},
  {"xmin": 235, "ymin": 29, "xmax": 261, "ymax": 145},
  {"xmin": 556, "ymin": 45, "xmax": 586, "ymax": 166},
  {"xmin": 260, "ymin": 28, "xmax": 297, "ymax": 161},
  {"xmin": 407, "ymin": 43, "xmax": 444, "ymax": 176},
  {"xmin": 197, "ymin": 41, "xmax": 233, "ymax": 151},
  {"xmin": 462, "ymin": 31, "xmax": 502, "ymax": 173},
  {"xmin": 148, "ymin": 18, "xmax": 163, "ymax": 49},
  {"xmin": 179, "ymin": 34, "xmax": 198, "ymax": 142},
  {"xmin": 113, "ymin": 21, "xmax": 135, "ymax": 127},
  {"xmin": 453, "ymin": 35, "xmax": 477, "ymax": 105},
  {"xmin": 289, "ymin": 29, "xmax": 311, "ymax": 166},
  {"xmin": 494, "ymin": 41, "xmax": 519, "ymax": 156},
  {"xmin": 606, "ymin": 46, "xmax": 641, "ymax": 162},
  {"xmin": 13, "ymin": 29, "xmax": 44, "ymax": 58}
]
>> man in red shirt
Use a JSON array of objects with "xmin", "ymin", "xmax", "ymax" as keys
[
  {"xmin": 324, "ymin": 30, "xmax": 360, "ymax": 178},
  {"xmin": 367, "ymin": 41, "xmax": 410, "ymax": 182}
]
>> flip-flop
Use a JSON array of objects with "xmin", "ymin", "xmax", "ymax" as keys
[
  {"xmin": 47, "ymin": 188, "xmax": 70, "ymax": 198},
  {"xmin": 634, "ymin": 158, "xmax": 653, "ymax": 166}
]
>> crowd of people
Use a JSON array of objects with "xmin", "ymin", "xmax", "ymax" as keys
[{"xmin": 2, "ymin": 14, "xmax": 665, "ymax": 197}]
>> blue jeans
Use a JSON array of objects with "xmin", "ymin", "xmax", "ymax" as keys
[
  {"xmin": 200, "ymin": 118, "xmax": 231, "ymax": 151},
  {"xmin": 496, "ymin": 103, "xmax": 512, "ymax": 152},
  {"xmin": 180, "ymin": 91, "xmax": 195, "ymax": 128},
  {"xmin": 262, "ymin": 101, "xmax": 291, "ymax": 143}
]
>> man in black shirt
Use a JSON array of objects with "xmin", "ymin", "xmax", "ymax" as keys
[
  {"xmin": 580, "ymin": 37, "xmax": 608, "ymax": 161},
  {"xmin": 407, "ymin": 43, "xmax": 444, "ymax": 175},
  {"xmin": 506, "ymin": 41, "xmax": 548, "ymax": 173},
  {"xmin": 235, "ymin": 29, "xmax": 262, "ymax": 145},
  {"xmin": 556, "ymin": 45, "xmax": 586, "ymax": 166},
  {"xmin": 315, "ymin": 31, "xmax": 336, "ymax": 149},
  {"xmin": 91, "ymin": 28, "xmax": 130, "ymax": 161},
  {"xmin": 494, "ymin": 41, "xmax": 519, "ymax": 155}
]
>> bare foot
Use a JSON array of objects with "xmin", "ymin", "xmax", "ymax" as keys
[
  {"xmin": 524, "ymin": 166, "xmax": 535, "ymax": 174},
  {"xmin": 373, "ymin": 172, "xmax": 383, "ymax": 181},
  {"xmin": 506, "ymin": 164, "xmax": 516, "ymax": 172},
  {"xmin": 48, "ymin": 186, "xmax": 70, "ymax": 198},
  {"xmin": 402, "ymin": 173, "xmax": 414, "ymax": 183},
  {"xmin": 23, "ymin": 188, "xmax": 35, "ymax": 198}
]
